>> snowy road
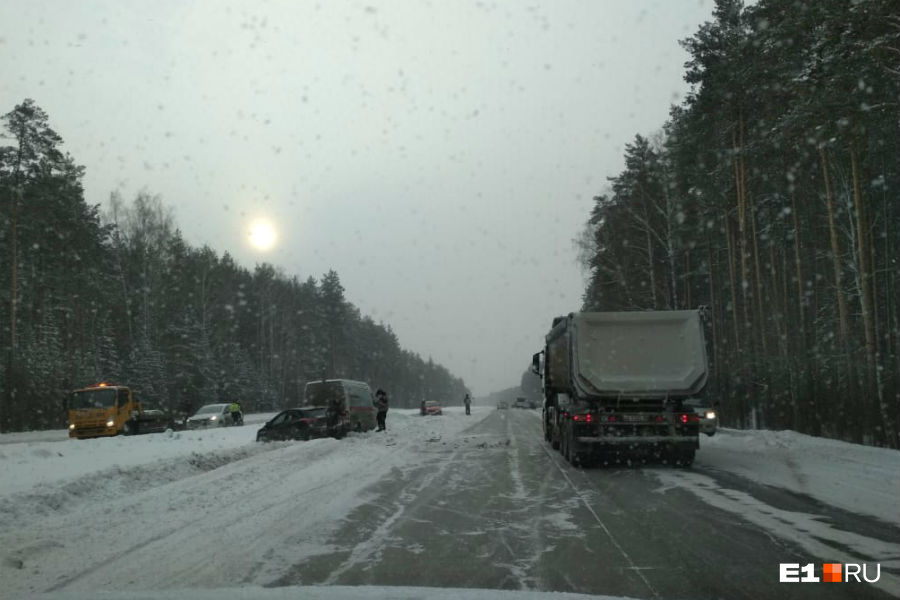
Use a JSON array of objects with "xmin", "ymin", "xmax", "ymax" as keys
[
  {"xmin": 269, "ymin": 409, "xmax": 900, "ymax": 599},
  {"xmin": 1, "ymin": 407, "xmax": 898, "ymax": 599}
]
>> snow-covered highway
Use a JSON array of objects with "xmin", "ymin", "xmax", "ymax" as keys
[{"xmin": 1, "ymin": 408, "xmax": 898, "ymax": 599}]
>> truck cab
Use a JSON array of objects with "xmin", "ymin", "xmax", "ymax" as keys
[{"xmin": 68, "ymin": 383, "xmax": 167, "ymax": 438}]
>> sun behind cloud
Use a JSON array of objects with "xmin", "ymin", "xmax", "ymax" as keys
[{"xmin": 248, "ymin": 218, "xmax": 278, "ymax": 251}]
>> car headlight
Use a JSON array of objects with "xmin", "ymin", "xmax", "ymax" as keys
[
  {"xmin": 705, "ymin": 411, "xmax": 716, "ymax": 420},
  {"xmin": 68, "ymin": 423, "xmax": 75, "ymax": 431},
  {"xmin": 210, "ymin": 415, "xmax": 217, "ymax": 421},
  {"xmin": 106, "ymin": 419, "xmax": 115, "ymax": 428}
]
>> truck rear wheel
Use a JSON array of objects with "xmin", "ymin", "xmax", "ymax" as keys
[
  {"xmin": 563, "ymin": 428, "xmax": 580, "ymax": 467},
  {"xmin": 666, "ymin": 445, "xmax": 694, "ymax": 467},
  {"xmin": 567, "ymin": 440, "xmax": 581, "ymax": 467},
  {"xmin": 677, "ymin": 448, "xmax": 695, "ymax": 467}
]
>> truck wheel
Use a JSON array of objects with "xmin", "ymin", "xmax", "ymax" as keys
[
  {"xmin": 122, "ymin": 421, "xmax": 133, "ymax": 436},
  {"xmin": 678, "ymin": 448, "xmax": 695, "ymax": 467},
  {"xmin": 566, "ymin": 438, "xmax": 578, "ymax": 466},
  {"xmin": 565, "ymin": 432, "xmax": 581, "ymax": 467}
]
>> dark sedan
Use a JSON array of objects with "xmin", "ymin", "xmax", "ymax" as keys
[{"xmin": 256, "ymin": 407, "xmax": 336, "ymax": 442}]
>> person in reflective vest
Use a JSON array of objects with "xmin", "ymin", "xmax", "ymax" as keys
[{"xmin": 229, "ymin": 401, "xmax": 243, "ymax": 426}]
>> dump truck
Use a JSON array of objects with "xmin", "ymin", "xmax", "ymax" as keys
[
  {"xmin": 68, "ymin": 383, "xmax": 170, "ymax": 439},
  {"xmin": 532, "ymin": 309, "xmax": 709, "ymax": 466}
]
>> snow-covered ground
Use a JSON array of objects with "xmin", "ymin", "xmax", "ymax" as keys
[
  {"xmin": 698, "ymin": 428, "xmax": 899, "ymax": 524},
  {"xmin": 1, "ymin": 413, "xmax": 897, "ymax": 599},
  {"xmin": 7, "ymin": 408, "xmax": 630, "ymax": 599}
]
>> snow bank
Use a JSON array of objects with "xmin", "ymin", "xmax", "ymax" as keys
[
  {"xmin": 0, "ymin": 422, "xmax": 266, "ymax": 498},
  {"xmin": 0, "ymin": 409, "xmax": 481, "ymax": 532},
  {"xmin": 697, "ymin": 428, "xmax": 900, "ymax": 523},
  {"xmin": 0, "ymin": 407, "xmax": 506, "ymax": 597}
]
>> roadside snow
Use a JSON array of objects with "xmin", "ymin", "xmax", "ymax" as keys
[
  {"xmin": 697, "ymin": 428, "xmax": 900, "ymax": 523},
  {"xmin": 650, "ymin": 428, "xmax": 900, "ymax": 597},
  {"xmin": 0, "ymin": 424, "xmax": 261, "ymax": 498},
  {"xmin": 0, "ymin": 408, "xmax": 500, "ymax": 597}
]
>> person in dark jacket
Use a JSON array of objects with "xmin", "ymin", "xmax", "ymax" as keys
[
  {"xmin": 375, "ymin": 389, "xmax": 389, "ymax": 431},
  {"xmin": 464, "ymin": 393, "xmax": 471, "ymax": 415}
]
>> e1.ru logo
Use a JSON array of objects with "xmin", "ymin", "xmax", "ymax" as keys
[
  {"xmin": 780, "ymin": 563, "xmax": 881, "ymax": 583},
  {"xmin": 822, "ymin": 563, "xmax": 841, "ymax": 583}
]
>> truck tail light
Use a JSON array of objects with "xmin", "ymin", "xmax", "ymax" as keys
[
  {"xmin": 572, "ymin": 413, "xmax": 592, "ymax": 422},
  {"xmin": 680, "ymin": 414, "xmax": 699, "ymax": 423}
]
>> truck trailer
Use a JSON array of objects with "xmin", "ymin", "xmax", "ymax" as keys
[{"xmin": 532, "ymin": 309, "xmax": 709, "ymax": 466}]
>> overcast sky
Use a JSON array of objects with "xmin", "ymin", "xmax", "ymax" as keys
[{"xmin": 0, "ymin": 0, "xmax": 713, "ymax": 396}]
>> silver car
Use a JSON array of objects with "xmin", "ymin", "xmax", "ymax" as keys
[
  {"xmin": 186, "ymin": 403, "xmax": 234, "ymax": 429},
  {"xmin": 685, "ymin": 399, "xmax": 718, "ymax": 436}
]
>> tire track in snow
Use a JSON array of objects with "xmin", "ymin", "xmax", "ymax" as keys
[
  {"xmin": 26, "ymin": 440, "xmax": 385, "ymax": 594},
  {"xmin": 321, "ymin": 445, "xmax": 466, "ymax": 585},
  {"xmin": 534, "ymin": 426, "xmax": 661, "ymax": 599}
]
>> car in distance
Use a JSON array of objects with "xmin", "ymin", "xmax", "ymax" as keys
[
  {"xmin": 423, "ymin": 400, "xmax": 443, "ymax": 416},
  {"xmin": 256, "ymin": 407, "xmax": 337, "ymax": 442},
  {"xmin": 513, "ymin": 397, "xmax": 529, "ymax": 409},
  {"xmin": 684, "ymin": 399, "xmax": 718, "ymax": 436},
  {"xmin": 186, "ymin": 403, "xmax": 235, "ymax": 429},
  {"xmin": 496, "ymin": 400, "xmax": 509, "ymax": 410}
]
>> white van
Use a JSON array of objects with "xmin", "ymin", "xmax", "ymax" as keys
[{"xmin": 303, "ymin": 379, "xmax": 377, "ymax": 433}]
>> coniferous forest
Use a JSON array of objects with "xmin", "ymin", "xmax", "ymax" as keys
[
  {"xmin": 578, "ymin": 0, "xmax": 899, "ymax": 447},
  {"xmin": 0, "ymin": 100, "xmax": 467, "ymax": 432}
]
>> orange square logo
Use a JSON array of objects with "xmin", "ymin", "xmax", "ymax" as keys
[{"xmin": 823, "ymin": 563, "xmax": 842, "ymax": 582}]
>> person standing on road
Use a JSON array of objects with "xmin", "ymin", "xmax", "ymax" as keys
[
  {"xmin": 228, "ymin": 400, "xmax": 243, "ymax": 426},
  {"xmin": 464, "ymin": 393, "xmax": 471, "ymax": 415},
  {"xmin": 375, "ymin": 389, "xmax": 389, "ymax": 431}
]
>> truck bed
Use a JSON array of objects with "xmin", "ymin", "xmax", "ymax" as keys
[{"xmin": 571, "ymin": 310, "xmax": 708, "ymax": 398}]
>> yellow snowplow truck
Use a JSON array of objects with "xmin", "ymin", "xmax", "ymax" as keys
[{"xmin": 68, "ymin": 383, "xmax": 169, "ymax": 439}]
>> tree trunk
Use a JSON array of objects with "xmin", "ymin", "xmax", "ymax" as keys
[
  {"xmin": 734, "ymin": 121, "xmax": 752, "ymax": 335},
  {"xmin": 770, "ymin": 245, "xmax": 787, "ymax": 358},
  {"xmin": 791, "ymin": 192, "xmax": 806, "ymax": 342},
  {"xmin": 850, "ymin": 142, "xmax": 877, "ymax": 396},
  {"xmin": 750, "ymin": 195, "xmax": 768, "ymax": 356},
  {"xmin": 684, "ymin": 249, "xmax": 692, "ymax": 310},
  {"xmin": 707, "ymin": 243, "xmax": 720, "ymax": 414},
  {"xmin": 725, "ymin": 214, "xmax": 741, "ymax": 355},
  {"xmin": 645, "ymin": 228, "xmax": 658, "ymax": 309},
  {"xmin": 9, "ymin": 195, "xmax": 17, "ymax": 356},
  {"xmin": 820, "ymin": 147, "xmax": 851, "ymax": 350}
]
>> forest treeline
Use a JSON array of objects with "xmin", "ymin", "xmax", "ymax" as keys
[
  {"xmin": 0, "ymin": 100, "xmax": 468, "ymax": 432},
  {"xmin": 578, "ymin": 0, "xmax": 899, "ymax": 446}
]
